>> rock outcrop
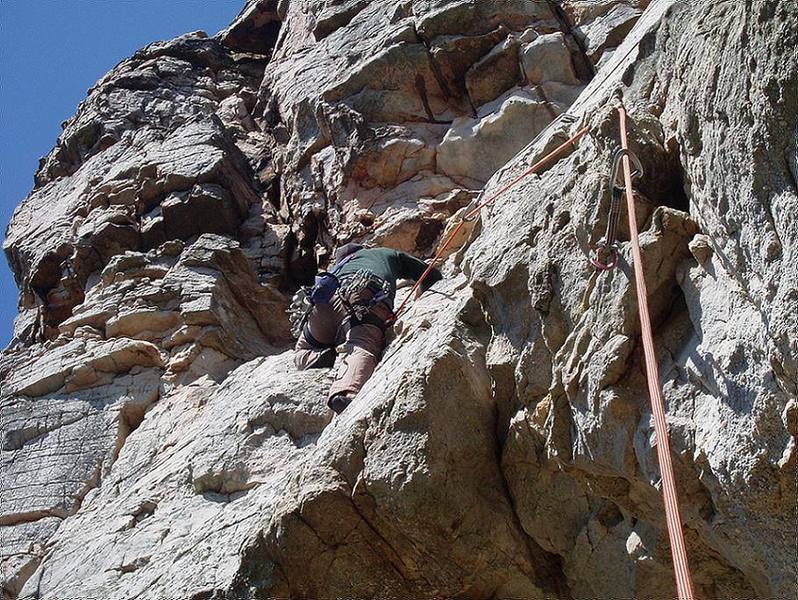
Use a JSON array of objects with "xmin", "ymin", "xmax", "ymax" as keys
[{"xmin": 2, "ymin": 1, "xmax": 796, "ymax": 599}]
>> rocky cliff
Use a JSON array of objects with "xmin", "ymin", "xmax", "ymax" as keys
[{"xmin": 2, "ymin": 1, "xmax": 796, "ymax": 598}]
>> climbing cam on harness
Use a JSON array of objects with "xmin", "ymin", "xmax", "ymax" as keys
[
  {"xmin": 288, "ymin": 287, "xmax": 312, "ymax": 339},
  {"xmin": 592, "ymin": 147, "xmax": 644, "ymax": 270}
]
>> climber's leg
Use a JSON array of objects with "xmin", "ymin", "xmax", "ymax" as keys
[
  {"xmin": 294, "ymin": 302, "xmax": 345, "ymax": 370},
  {"xmin": 327, "ymin": 302, "xmax": 391, "ymax": 412},
  {"xmin": 327, "ymin": 322, "xmax": 384, "ymax": 402}
]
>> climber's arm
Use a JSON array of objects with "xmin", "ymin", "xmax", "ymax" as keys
[{"xmin": 395, "ymin": 251, "xmax": 442, "ymax": 295}]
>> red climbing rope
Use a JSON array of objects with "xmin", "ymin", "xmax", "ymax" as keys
[
  {"xmin": 394, "ymin": 125, "xmax": 590, "ymax": 317},
  {"xmin": 393, "ymin": 103, "xmax": 694, "ymax": 597},
  {"xmin": 616, "ymin": 106, "xmax": 696, "ymax": 600}
]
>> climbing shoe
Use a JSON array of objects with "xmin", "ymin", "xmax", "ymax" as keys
[
  {"xmin": 328, "ymin": 393, "xmax": 353, "ymax": 414},
  {"xmin": 306, "ymin": 348, "xmax": 336, "ymax": 369}
]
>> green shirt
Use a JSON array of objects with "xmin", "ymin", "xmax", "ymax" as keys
[{"xmin": 336, "ymin": 248, "xmax": 442, "ymax": 301}]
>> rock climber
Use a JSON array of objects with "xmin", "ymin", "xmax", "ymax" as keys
[{"xmin": 291, "ymin": 243, "xmax": 442, "ymax": 414}]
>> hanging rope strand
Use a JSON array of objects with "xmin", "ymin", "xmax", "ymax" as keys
[{"xmin": 617, "ymin": 106, "xmax": 696, "ymax": 600}]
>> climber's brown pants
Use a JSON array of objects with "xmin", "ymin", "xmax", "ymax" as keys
[{"xmin": 294, "ymin": 290, "xmax": 391, "ymax": 402}]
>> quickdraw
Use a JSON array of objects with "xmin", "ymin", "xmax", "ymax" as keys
[
  {"xmin": 288, "ymin": 287, "xmax": 312, "ymax": 339},
  {"xmin": 592, "ymin": 147, "xmax": 644, "ymax": 270}
]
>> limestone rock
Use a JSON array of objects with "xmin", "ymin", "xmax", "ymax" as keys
[
  {"xmin": 0, "ymin": 368, "xmax": 161, "ymax": 596},
  {"xmin": 257, "ymin": 0, "xmax": 590, "ymax": 266},
  {"xmin": 561, "ymin": 1, "xmax": 649, "ymax": 65},
  {"xmin": 575, "ymin": 2, "xmax": 642, "ymax": 62},
  {"xmin": 521, "ymin": 32, "xmax": 581, "ymax": 86},
  {"xmin": 438, "ymin": 87, "xmax": 559, "ymax": 183},
  {"xmin": 465, "ymin": 36, "xmax": 523, "ymax": 108},
  {"xmin": 3, "ymin": 33, "xmax": 271, "ymax": 344},
  {"xmin": 2, "ymin": 1, "xmax": 797, "ymax": 599}
]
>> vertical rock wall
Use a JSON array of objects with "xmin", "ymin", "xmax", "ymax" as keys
[{"xmin": 1, "ymin": 1, "xmax": 795, "ymax": 599}]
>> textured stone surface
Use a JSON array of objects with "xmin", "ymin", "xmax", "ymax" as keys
[
  {"xmin": 255, "ymin": 0, "xmax": 596, "ymax": 270},
  {"xmin": 438, "ymin": 87, "xmax": 565, "ymax": 183},
  {"xmin": 2, "ymin": 33, "xmax": 271, "ymax": 346},
  {"xmin": 1, "ymin": 1, "xmax": 796, "ymax": 598}
]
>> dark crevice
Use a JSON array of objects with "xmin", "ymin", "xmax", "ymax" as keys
[
  {"xmin": 414, "ymin": 218, "xmax": 445, "ymax": 255},
  {"xmin": 665, "ymin": 163, "xmax": 691, "ymax": 213},
  {"xmin": 421, "ymin": 43, "xmax": 454, "ymax": 101},
  {"xmin": 283, "ymin": 215, "xmax": 320, "ymax": 289},
  {"xmin": 414, "ymin": 74, "xmax": 451, "ymax": 125},
  {"xmin": 595, "ymin": 500, "xmax": 625, "ymax": 528},
  {"xmin": 266, "ymin": 174, "xmax": 281, "ymax": 214},
  {"xmin": 26, "ymin": 249, "xmax": 87, "ymax": 338},
  {"xmin": 654, "ymin": 269, "xmax": 692, "ymax": 335},
  {"xmin": 637, "ymin": 144, "xmax": 690, "ymax": 213},
  {"xmin": 115, "ymin": 395, "xmax": 155, "ymax": 464},
  {"xmin": 545, "ymin": 0, "xmax": 596, "ymax": 81},
  {"xmin": 220, "ymin": 0, "xmax": 282, "ymax": 56},
  {"xmin": 494, "ymin": 431, "xmax": 573, "ymax": 600},
  {"xmin": 414, "ymin": 22, "xmax": 477, "ymax": 122}
]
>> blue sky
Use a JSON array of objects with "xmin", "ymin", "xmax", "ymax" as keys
[{"xmin": 0, "ymin": 0, "xmax": 243, "ymax": 348}]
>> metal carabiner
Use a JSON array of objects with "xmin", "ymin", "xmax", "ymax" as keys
[
  {"xmin": 461, "ymin": 198, "xmax": 484, "ymax": 223},
  {"xmin": 591, "ymin": 239, "xmax": 619, "ymax": 270},
  {"xmin": 461, "ymin": 207, "xmax": 480, "ymax": 223},
  {"xmin": 610, "ymin": 147, "xmax": 644, "ymax": 188},
  {"xmin": 592, "ymin": 148, "xmax": 643, "ymax": 271}
]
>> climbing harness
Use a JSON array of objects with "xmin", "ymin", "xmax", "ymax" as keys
[
  {"xmin": 394, "ymin": 124, "xmax": 590, "ymax": 317},
  {"xmin": 337, "ymin": 269, "xmax": 394, "ymax": 328},
  {"xmin": 603, "ymin": 106, "xmax": 696, "ymax": 600},
  {"xmin": 592, "ymin": 147, "xmax": 644, "ymax": 270},
  {"xmin": 288, "ymin": 261, "xmax": 394, "ymax": 339},
  {"xmin": 287, "ymin": 252, "xmax": 359, "ymax": 339}
]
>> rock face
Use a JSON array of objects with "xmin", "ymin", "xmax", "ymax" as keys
[{"xmin": 1, "ymin": 1, "xmax": 796, "ymax": 599}]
